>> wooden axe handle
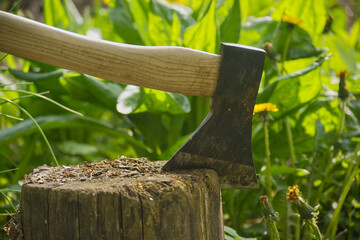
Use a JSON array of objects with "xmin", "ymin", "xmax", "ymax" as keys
[{"xmin": 0, "ymin": 11, "xmax": 220, "ymax": 97}]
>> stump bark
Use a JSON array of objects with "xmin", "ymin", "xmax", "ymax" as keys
[{"xmin": 14, "ymin": 157, "xmax": 224, "ymax": 240}]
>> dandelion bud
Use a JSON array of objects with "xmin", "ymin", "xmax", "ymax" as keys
[
  {"xmin": 286, "ymin": 185, "xmax": 318, "ymax": 220},
  {"xmin": 323, "ymin": 15, "xmax": 334, "ymax": 34},
  {"xmin": 338, "ymin": 70, "xmax": 349, "ymax": 100},
  {"xmin": 264, "ymin": 42, "xmax": 280, "ymax": 61},
  {"xmin": 260, "ymin": 195, "xmax": 279, "ymax": 223}
]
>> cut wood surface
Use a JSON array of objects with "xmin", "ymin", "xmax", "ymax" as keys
[{"xmin": 10, "ymin": 157, "xmax": 224, "ymax": 240}]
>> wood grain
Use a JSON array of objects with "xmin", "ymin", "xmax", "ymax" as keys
[
  {"xmin": 0, "ymin": 11, "xmax": 220, "ymax": 97},
  {"xmin": 18, "ymin": 159, "xmax": 224, "ymax": 240}
]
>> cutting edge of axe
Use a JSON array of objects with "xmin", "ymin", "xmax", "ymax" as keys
[{"xmin": 0, "ymin": 11, "xmax": 266, "ymax": 189}]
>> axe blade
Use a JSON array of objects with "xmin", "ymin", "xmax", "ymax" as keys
[{"xmin": 162, "ymin": 43, "xmax": 265, "ymax": 189}]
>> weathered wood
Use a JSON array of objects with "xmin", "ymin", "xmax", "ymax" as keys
[{"xmin": 14, "ymin": 158, "xmax": 224, "ymax": 240}]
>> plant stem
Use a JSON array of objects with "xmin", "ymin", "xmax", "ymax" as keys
[
  {"xmin": 264, "ymin": 117, "xmax": 272, "ymax": 197},
  {"xmin": 309, "ymin": 219, "xmax": 323, "ymax": 240},
  {"xmin": 325, "ymin": 142, "xmax": 360, "ymax": 239},
  {"xmin": 270, "ymin": 221, "xmax": 280, "ymax": 240},
  {"xmin": 0, "ymin": 190, "xmax": 16, "ymax": 212},
  {"xmin": 0, "ymin": 97, "xmax": 60, "ymax": 166},
  {"xmin": 295, "ymin": 214, "xmax": 301, "ymax": 240},
  {"xmin": 284, "ymin": 201, "xmax": 289, "ymax": 239},
  {"xmin": 285, "ymin": 117, "xmax": 297, "ymax": 166},
  {"xmin": 335, "ymin": 100, "xmax": 346, "ymax": 142}
]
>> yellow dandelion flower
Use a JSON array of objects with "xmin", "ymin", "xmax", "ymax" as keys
[
  {"xmin": 103, "ymin": 0, "xmax": 110, "ymax": 5},
  {"xmin": 286, "ymin": 185, "xmax": 300, "ymax": 202},
  {"xmin": 253, "ymin": 103, "xmax": 279, "ymax": 115},
  {"xmin": 282, "ymin": 14, "xmax": 303, "ymax": 27}
]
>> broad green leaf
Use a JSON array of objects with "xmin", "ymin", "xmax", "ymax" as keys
[
  {"xmin": 80, "ymin": 75, "xmax": 122, "ymax": 110},
  {"xmin": 63, "ymin": 0, "xmax": 84, "ymax": 33},
  {"xmin": 258, "ymin": 54, "xmax": 329, "ymax": 119},
  {"xmin": 186, "ymin": 0, "xmax": 210, "ymax": 21},
  {"xmin": 314, "ymin": 118, "xmax": 326, "ymax": 153},
  {"xmin": 8, "ymin": 69, "xmax": 65, "ymax": 82},
  {"xmin": 130, "ymin": 113, "xmax": 168, "ymax": 156},
  {"xmin": 217, "ymin": 0, "xmax": 241, "ymax": 43},
  {"xmin": 264, "ymin": 165, "xmax": 310, "ymax": 177},
  {"xmin": 324, "ymin": 33, "xmax": 357, "ymax": 73},
  {"xmin": 299, "ymin": 100, "xmax": 340, "ymax": 136},
  {"xmin": 0, "ymin": 114, "xmax": 148, "ymax": 150},
  {"xmin": 183, "ymin": 0, "xmax": 219, "ymax": 53},
  {"xmin": 108, "ymin": 1, "xmax": 144, "ymax": 44},
  {"xmin": 224, "ymin": 226, "xmax": 256, "ymax": 240},
  {"xmin": 117, "ymin": 85, "xmax": 141, "ymax": 114},
  {"xmin": 276, "ymin": 54, "xmax": 331, "ymax": 81},
  {"xmin": 135, "ymin": 89, "xmax": 191, "ymax": 114},
  {"xmin": 1, "ymin": 89, "xmax": 82, "ymax": 116},
  {"xmin": 148, "ymin": 0, "xmax": 192, "ymax": 45},
  {"xmin": 60, "ymin": 74, "xmax": 122, "ymax": 110},
  {"xmin": 57, "ymin": 140, "xmax": 98, "ymax": 155},
  {"xmin": 44, "ymin": 0, "xmax": 68, "ymax": 28},
  {"xmin": 240, "ymin": 0, "xmax": 273, "ymax": 19},
  {"xmin": 268, "ymin": 22, "xmax": 323, "ymax": 60},
  {"xmin": 148, "ymin": 10, "xmax": 171, "ymax": 45},
  {"xmin": 128, "ymin": 0, "xmax": 151, "ymax": 45},
  {"xmin": 160, "ymin": 133, "xmax": 189, "ymax": 160},
  {"xmin": 170, "ymin": 13, "xmax": 182, "ymax": 45},
  {"xmin": 241, "ymin": 19, "xmax": 323, "ymax": 60},
  {"xmin": 8, "ymin": 69, "xmax": 67, "ymax": 95},
  {"xmin": 271, "ymin": 0, "xmax": 327, "ymax": 42},
  {"xmin": 239, "ymin": 16, "xmax": 273, "ymax": 46}
]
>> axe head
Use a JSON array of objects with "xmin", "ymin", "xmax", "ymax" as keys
[{"xmin": 162, "ymin": 43, "xmax": 265, "ymax": 189}]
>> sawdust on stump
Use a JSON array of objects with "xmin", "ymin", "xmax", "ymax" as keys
[{"xmin": 5, "ymin": 157, "xmax": 223, "ymax": 240}]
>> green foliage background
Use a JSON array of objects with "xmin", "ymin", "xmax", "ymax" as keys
[{"xmin": 0, "ymin": 0, "xmax": 360, "ymax": 239}]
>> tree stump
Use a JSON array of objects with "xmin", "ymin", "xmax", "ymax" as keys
[{"xmin": 10, "ymin": 157, "xmax": 224, "ymax": 240}]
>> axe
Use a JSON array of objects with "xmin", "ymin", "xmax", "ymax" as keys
[{"xmin": 0, "ymin": 11, "xmax": 265, "ymax": 189}]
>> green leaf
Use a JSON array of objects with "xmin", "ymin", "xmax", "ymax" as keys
[
  {"xmin": 0, "ymin": 97, "xmax": 59, "ymax": 166},
  {"xmin": 108, "ymin": 0, "xmax": 144, "ymax": 44},
  {"xmin": 240, "ymin": 0, "xmax": 273, "ymax": 19},
  {"xmin": 271, "ymin": 0, "xmax": 327, "ymax": 42},
  {"xmin": 130, "ymin": 113, "xmax": 168, "ymax": 157},
  {"xmin": 239, "ymin": 16, "xmax": 273, "ymax": 46},
  {"xmin": 224, "ymin": 226, "xmax": 256, "ymax": 240},
  {"xmin": 217, "ymin": 0, "xmax": 241, "ymax": 43},
  {"xmin": 148, "ymin": 0, "xmax": 192, "ymax": 45},
  {"xmin": 270, "ymin": 22, "xmax": 323, "ymax": 60},
  {"xmin": 60, "ymin": 74, "xmax": 122, "ymax": 110},
  {"xmin": 258, "ymin": 54, "xmax": 329, "ymax": 118},
  {"xmin": 265, "ymin": 165, "xmax": 310, "ymax": 177},
  {"xmin": 57, "ymin": 140, "xmax": 98, "ymax": 155},
  {"xmin": 8, "ymin": 69, "xmax": 65, "ymax": 81},
  {"xmin": 44, "ymin": 0, "xmax": 68, "ymax": 28},
  {"xmin": 241, "ymin": 18, "xmax": 323, "ymax": 60},
  {"xmin": 299, "ymin": 100, "xmax": 339, "ymax": 137},
  {"xmin": 183, "ymin": 0, "xmax": 219, "ymax": 53},
  {"xmin": 1, "ymin": 89, "xmax": 83, "ymax": 116},
  {"xmin": 128, "ymin": 0, "xmax": 151, "ymax": 45},
  {"xmin": 277, "ymin": 54, "xmax": 331, "ymax": 81},
  {"xmin": 135, "ymin": 89, "xmax": 191, "ymax": 114},
  {"xmin": 0, "ymin": 114, "xmax": 148, "ymax": 151},
  {"xmin": 324, "ymin": 33, "xmax": 358, "ymax": 73},
  {"xmin": 117, "ymin": 85, "xmax": 141, "ymax": 114},
  {"xmin": 8, "ymin": 68, "xmax": 67, "ymax": 95},
  {"xmin": 160, "ymin": 133, "xmax": 189, "ymax": 160}
]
